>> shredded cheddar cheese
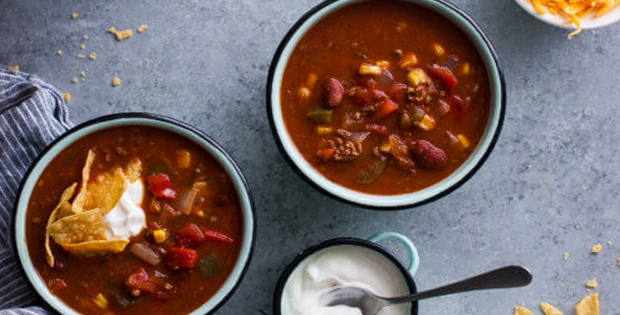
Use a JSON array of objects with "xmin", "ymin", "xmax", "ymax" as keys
[{"xmin": 529, "ymin": 0, "xmax": 620, "ymax": 38}]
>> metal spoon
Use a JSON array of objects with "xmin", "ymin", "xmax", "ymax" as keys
[{"xmin": 321, "ymin": 265, "xmax": 532, "ymax": 315}]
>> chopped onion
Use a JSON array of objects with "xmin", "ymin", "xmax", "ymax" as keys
[
  {"xmin": 178, "ymin": 189, "xmax": 199, "ymax": 215},
  {"xmin": 130, "ymin": 243, "xmax": 161, "ymax": 266}
]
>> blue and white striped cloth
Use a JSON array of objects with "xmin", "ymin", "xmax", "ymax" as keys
[{"xmin": 0, "ymin": 69, "xmax": 72, "ymax": 315}]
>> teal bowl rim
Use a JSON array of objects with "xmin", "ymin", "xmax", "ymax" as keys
[
  {"xmin": 12, "ymin": 113, "xmax": 256, "ymax": 315},
  {"xmin": 266, "ymin": 0, "xmax": 506, "ymax": 210}
]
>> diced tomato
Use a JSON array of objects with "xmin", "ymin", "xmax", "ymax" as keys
[
  {"xmin": 49, "ymin": 279, "xmax": 68, "ymax": 292},
  {"xmin": 317, "ymin": 148, "xmax": 335, "ymax": 162},
  {"xmin": 427, "ymin": 64, "xmax": 458, "ymax": 92},
  {"xmin": 125, "ymin": 268, "xmax": 157, "ymax": 293},
  {"xmin": 365, "ymin": 124, "xmax": 388, "ymax": 136},
  {"xmin": 147, "ymin": 174, "xmax": 177, "ymax": 199},
  {"xmin": 203, "ymin": 230, "xmax": 234, "ymax": 244},
  {"xmin": 166, "ymin": 247, "xmax": 197, "ymax": 269},
  {"xmin": 373, "ymin": 99, "xmax": 399, "ymax": 120},
  {"xmin": 446, "ymin": 95, "xmax": 468, "ymax": 121},
  {"xmin": 175, "ymin": 224, "xmax": 206, "ymax": 248}
]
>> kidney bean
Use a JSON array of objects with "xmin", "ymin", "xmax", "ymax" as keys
[
  {"xmin": 377, "ymin": 69, "xmax": 394, "ymax": 85},
  {"xmin": 323, "ymin": 78, "xmax": 344, "ymax": 107},
  {"xmin": 388, "ymin": 83, "xmax": 408, "ymax": 104},
  {"xmin": 409, "ymin": 140, "xmax": 447, "ymax": 170},
  {"xmin": 434, "ymin": 99, "xmax": 451, "ymax": 116},
  {"xmin": 350, "ymin": 87, "xmax": 372, "ymax": 106},
  {"xmin": 365, "ymin": 124, "xmax": 388, "ymax": 136}
]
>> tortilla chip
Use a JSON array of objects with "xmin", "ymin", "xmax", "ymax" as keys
[
  {"xmin": 125, "ymin": 158, "xmax": 142, "ymax": 182},
  {"xmin": 541, "ymin": 302, "xmax": 563, "ymax": 315},
  {"xmin": 56, "ymin": 202, "xmax": 74, "ymax": 219},
  {"xmin": 45, "ymin": 183, "xmax": 78, "ymax": 267},
  {"xmin": 514, "ymin": 306, "xmax": 534, "ymax": 315},
  {"xmin": 48, "ymin": 208, "xmax": 106, "ymax": 245},
  {"xmin": 72, "ymin": 150, "xmax": 95, "ymax": 213},
  {"xmin": 575, "ymin": 293, "xmax": 599, "ymax": 315},
  {"xmin": 61, "ymin": 239, "xmax": 130, "ymax": 256},
  {"xmin": 83, "ymin": 168, "xmax": 127, "ymax": 214}
]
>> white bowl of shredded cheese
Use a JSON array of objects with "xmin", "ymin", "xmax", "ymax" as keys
[{"xmin": 515, "ymin": 0, "xmax": 620, "ymax": 38}]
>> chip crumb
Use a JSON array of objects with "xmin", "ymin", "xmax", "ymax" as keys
[
  {"xmin": 77, "ymin": 54, "xmax": 85, "ymax": 59},
  {"xmin": 89, "ymin": 52, "xmax": 96, "ymax": 60},
  {"xmin": 590, "ymin": 243, "xmax": 602, "ymax": 254},
  {"xmin": 80, "ymin": 71, "xmax": 86, "ymax": 77},
  {"xmin": 137, "ymin": 24, "xmax": 148, "ymax": 33},
  {"xmin": 71, "ymin": 13, "xmax": 78, "ymax": 19},
  {"xmin": 108, "ymin": 27, "xmax": 133, "ymax": 41},
  {"xmin": 585, "ymin": 278, "xmax": 598, "ymax": 288},
  {"xmin": 56, "ymin": 50, "xmax": 62, "ymax": 56},
  {"xmin": 79, "ymin": 44, "xmax": 86, "ymax": 50},
  {"xmin": 617, "ymin": 253, "xmax": 620, "ymax": 266},
  {"xmin": 606, "ymin": 241, "xmax": 612, "ymax": 245},
  {"xmin": 563, "ymin": 252, "xmax": 569, "ymax": 260},
  {"xmin": 7, "ymin": 65, "xmax": 19, "ymax": 71},
  {"xmin": 527, "ymin": 164, "xmax": 532, "ymax": 169},
  {"xmin": 62, "ymin": 93, "xmax": 71, "ymax": 103},
  {"xmin": 514, "ymin": 306, "xmax": 534, "ymax": 315},
  {"xmin": 541, "ymin": 302, "xmax": 563, "ymax": 315},
  {"xmin": 83, "ymin": 34, "xmax": 88, "ymax": 40},
  {"xmin": 112, "ymin": 77, "xmax": 121, "ymax": 86},
  {"xmin": 575, "ymin": 293, "xmax": 599, "ymax": 315},
  {"xmin": 81, "ymin": 78, "xmax": 85, "ymax": 82},
  {"xmin": 71, "ymin": 77, "xmax": 78, "ymax": 83}
]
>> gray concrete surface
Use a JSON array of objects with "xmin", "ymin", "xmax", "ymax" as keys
[{"xmin": 1, "ymin": 0, "xmax": 620, "ymax": 314}]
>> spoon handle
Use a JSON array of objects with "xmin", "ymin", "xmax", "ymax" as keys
[{"xmin": 384, "ymin": 266, "xmax": 532, "ymax": 305}]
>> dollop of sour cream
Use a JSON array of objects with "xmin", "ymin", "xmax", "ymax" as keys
[
  {"xmin": 104, "ymin": 179, "xmax": 147, "ymax": 239},
  {"xmin": 281, "ymin": 245, "xmax": 411, "ymax": 315}
]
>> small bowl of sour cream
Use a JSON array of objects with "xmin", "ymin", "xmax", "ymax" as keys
[{"xmin": 274, "ymin": 232, "xmax": 420, "ymax": 315}]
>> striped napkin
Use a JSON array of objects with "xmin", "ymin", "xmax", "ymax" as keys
[{"xmin": 0, "ymin": 69, "xmax": 72, "ymax": 314}]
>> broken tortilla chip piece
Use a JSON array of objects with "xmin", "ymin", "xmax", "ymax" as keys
[
  {"xmin": 45, "ymin": 183, "xmax": 78, "ymax": 267},
  {"xmin": 61, "ymin": 239, "xmax": 130, "ymax": 256},
  {"xmin": 124, "ymin": 158, "xmax": 143, "ymax": 182},
  {"xmin": 72, "ymin": 150, "xmax": 95, "ymax": 213},
  {"xmin": 79, "ymin": 168, "xmax": 127, "ymax": 214},
  {"xmin": 514, "ymin": 306, "xmax": 534, "ymax": 315},
  {"xmin": 48, "ymin": 208, "xmax": 106, "ymax": 245},
  {"xmin": 575, "ymin": 293, "xmax": 599, "ymax": 315},
  {"xmin": 541, "ymin": 302, "xmax": 563, "ymax": 315}
]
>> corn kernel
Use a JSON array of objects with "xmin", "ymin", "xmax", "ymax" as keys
[
  {"xmin": 407, "ymin": 69, "xmax": 428, "ymax": 86},
  {"xmin": 358, "ymin": 63, "xmax": 382, "ymax": 76},
  {"xmin": 176, "ymin": 149, "xmax": 191, "ymax": 169},
  {"xmin": 457, "ymin": 134, "xmax": 470, "ymax": 148},
  {"xmin": 376, "ymin": 60, "xmax": 390, "ymax": 67},
  {"xmin": 432, "ymin": 43, "xmax": 445, "ymax": 56},
  {"xmin": 297, "ymin": 87, "xmax": 310, "ymax": 99},
  {"xmin": 93, "ymin": 294, "xmax": 108, "ymax": 309},
  {"xmin": 195, "ymin": 210, "xmax": 205, "ymax": 217},
  {"xmin": 415, "ymin": 115, "xmax": 436, "ymax": 131},
  {"xmin": 153, "ymin": 229, "xmax": 166, "ymax": 243},
  {"xmin": 316, "ymin": 125, "xmax": 333, "ymax": 135},
  {"xmin": 306, "ymin": 73, "xmax": 318, "ymax": 87},
  {"xmin": 461, "ymin": 62, "xmax": 471, "ymax": 75},
  {"xmin": 380, "ymin": 142, "xmax": 391, "ymax": 152},
  {"xmin": 399, "ymin": 53, "xmax": 418, "ymax": 68}
]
